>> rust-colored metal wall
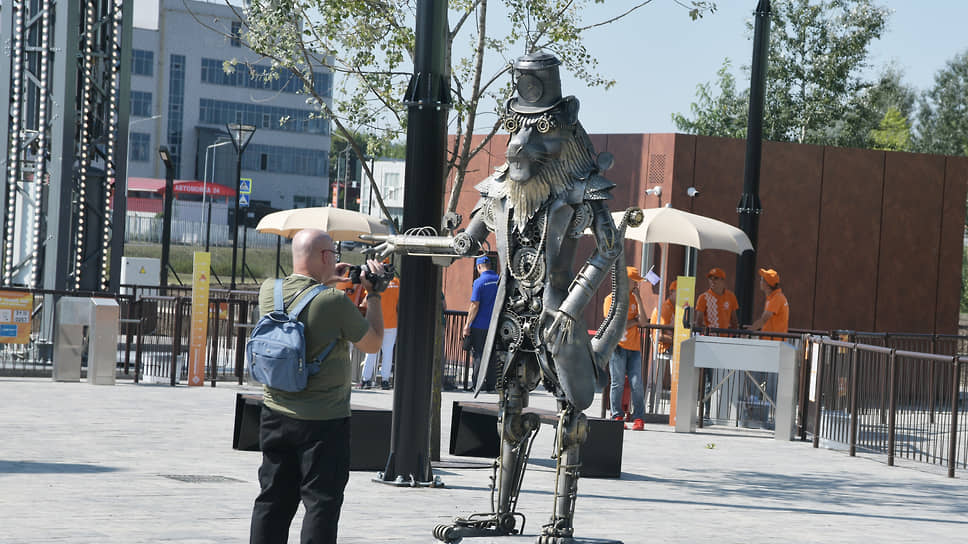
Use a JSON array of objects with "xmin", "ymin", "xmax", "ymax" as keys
[{"xmin": 442, "ymin": 133, "xmax": 967, "ymax": 335}]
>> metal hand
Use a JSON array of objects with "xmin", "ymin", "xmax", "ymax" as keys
[{"xmin": 543, "ymin": 310, "xmax": 575, "ymax": 348}]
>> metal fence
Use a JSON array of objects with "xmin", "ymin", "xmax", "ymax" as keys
[
  {"xmin": 125, "ymin": 216, "xmax": 282, "ymax": 249},
  {"xmin": 803, "ymin": 335, "xmax": 968, "ymax": 477},
  {"xmin": 0, "ymin": 286, "xmax": 473, "ymax": 391}
]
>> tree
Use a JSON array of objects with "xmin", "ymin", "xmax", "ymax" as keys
[
  {"xmin": 192, "ymin": 0, "xmax": 717, "ymax": 230},
  {"xmin": 869, "ymin": 106, "xmax": 911, "ymax": 151},
  {"xmin": 914, "ymin": 50, "xmax": 968, "ymax": 157},
  {"xmin": 675, "ymin": 0, "xmax": 894, "ymax": 148},
  {"xmin": 671, "ymin": 59, "xmax": 748, "ymax": 139}
]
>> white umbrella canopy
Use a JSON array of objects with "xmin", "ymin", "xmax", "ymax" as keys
[
  {"xmin": 613, "ymin": 207, "xmax": 752, "ymax": 254},
  {"xmin": 256, "ymin": 207, "xmax": 390, "ymax": 242}
]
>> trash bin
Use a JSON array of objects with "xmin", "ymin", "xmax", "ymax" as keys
[
  {"xmin": 53, "ymin": 297, "xmax": 119, "ymax": 385},
  {"xmin": 87, "ymin": 298, "xmax": 119, "ymax": 385},
  {"xmin": 53, "ymin": 297, "xmax": 89, "ymax": 382}
]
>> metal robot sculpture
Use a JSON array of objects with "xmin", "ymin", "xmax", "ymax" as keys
[{"xmin": 369, "ymin": 51, "xmax": 641, "ymax": 544}]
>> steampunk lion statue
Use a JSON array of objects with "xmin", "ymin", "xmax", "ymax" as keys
[{"xmin": 370, "ymin": 51, "xmax": 640, "ymax": 544}]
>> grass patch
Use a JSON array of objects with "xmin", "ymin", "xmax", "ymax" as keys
[{"xmin": 123, "ymin": 241, "xmax": 368, "ymax": 288}]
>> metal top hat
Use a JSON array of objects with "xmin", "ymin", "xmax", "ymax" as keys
[{"xmin": 508, "ymin": 51, "xmax": 563, "ymax": 114}]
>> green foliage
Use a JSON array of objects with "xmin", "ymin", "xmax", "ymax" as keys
[
  {"xmin": 672, "ymin": 60, "xmax": 748, "ymax": 138},
  {"xmin": 869, "ymin": 107, "xmax": 911, "ymax": 151},
  {"xmin": 226, "ymin": 0, "xmax": 716, "ymax": 219},
  {"xmin": 962, "ymin": 251, "xmax": 968, "ymax": 313},
  {"xmin": 914, "ymin": 50, "xmax": 968, "ymax": 157},
  {"xmin": 675, "ymin": 0, "xmax": 898, "ymax": 148}
]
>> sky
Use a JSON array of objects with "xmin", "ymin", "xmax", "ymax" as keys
[
  {"xmin": 140, "ymin": 0, "xmax": 968, "ymax": 135},
  {"xmin": 555, "ymin": 0, "xmax": 968, "ymax": 134}
]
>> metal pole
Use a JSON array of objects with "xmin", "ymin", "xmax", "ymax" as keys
[
  {"xmin": 159, "ymin": 146, "xmax": 175, "ymax": 290},
  {"xmin": 379, "ymin": 0, "xmax": 450, "ymax": 485},
  {"xmin": 735, "ymin": 0, "xmax": 771, "ymax": 325},
  {"xmin": 231, "ymin": 150, "xmax": 241, "ymax": 290}
]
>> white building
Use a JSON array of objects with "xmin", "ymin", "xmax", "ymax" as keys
[
  {"xmin": 359, "ymin": 158, "xmax": 406, "ymax": 228},
  {"xmin": 128, "ymin": 0, "xmax": 332, "ymax": 213}
]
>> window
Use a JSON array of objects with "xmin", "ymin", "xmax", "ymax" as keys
[
  {"xmin": 242, "ymin": 144, "xmax": 328, "ymax": 177},
  {"xmin": 129, "ymin": 132, "xmax": 150, "ymax": 162},
  {"xmin": 294, "ymin": 195, "xmax": 325, "ymax": 208},
  {"xmin": 383, "ymin": 172, "xmax": 401, "ymax": 200},
  {"xmin": 131, "ymin": 49, "xmax": 154, "ymax": 77},
  {"xmin": 197, "ymin": 98, "xmax": 328, "ymax": 135},
  {"xmin": 166, "ymin": 54, "xmax": 186, "ymax": 176},
  {"xmin": 130, "ymin": 91, "xmax": 152, "ymax": 117},
  {"xmin": 230, "ymin": 21, "xmax": 242, "ymax": 47},
  {"xmin": 200, "ymin": 58, "xmax": 331, "ymax": 98}
]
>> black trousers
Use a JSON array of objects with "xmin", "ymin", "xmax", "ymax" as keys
[
  {"xmin": 469, "ymin": 327, "xmax": 495, "ymax": 390},
  {"xmin": 250, "ymin": 406, "xmax": 351, "ymax": 544}
]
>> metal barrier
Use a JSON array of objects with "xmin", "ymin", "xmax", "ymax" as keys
[
  {"xmin": 804, "ymin": 335, "xmax": 968, "ymax": 477},
  {"xmin": 442, "ymin": 310, "xmax": 472, "ymax": 391}
]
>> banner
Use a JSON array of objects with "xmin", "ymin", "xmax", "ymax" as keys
[
  {"xmin": 188, "ymin": 252, "xmax": 211, "ymax": 386},
  {"xmin": 0, "ymin": 290, "xmax": 32, "ymax": 344},
  {"xmin": 669, "ymin": 275, "xmax": 695, "ymax": 426}
]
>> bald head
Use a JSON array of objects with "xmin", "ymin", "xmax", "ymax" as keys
[{"xmin": 291, "ymin": 229, "xmax": 334, "ymax": 281}]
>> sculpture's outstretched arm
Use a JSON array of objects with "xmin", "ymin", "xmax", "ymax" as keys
[{"xmin": 363, "ymin": 201, "xmax": 490, "ymax": 262}]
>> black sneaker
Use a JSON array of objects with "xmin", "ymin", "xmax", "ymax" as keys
[
  {"xmin": 381, "ymin": 380, "xmax": 391, "ymax": 390},
  {"xmin": 360, "ymin": 380, "xmax": 372, "ymax": 390}
]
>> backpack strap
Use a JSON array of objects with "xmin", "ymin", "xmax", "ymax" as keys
[
  {"xmin": 272, "ymin": 279, "xmax": 285, "ymax": 312},
  {"xmin": 285, "ymin": 282, "xmax": 337, "ymax": 370},
  {"xmin": 287, "ymin": 283, "xmax": 329, "ymax": 320},
  {"xmin": 310, "ymin": 339, "xmax": 339, "ymax": 367}
]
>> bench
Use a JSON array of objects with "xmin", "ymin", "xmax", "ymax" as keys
[
  {"xmin": 233, "ymin": 393, "xmax": 392, "ymax": 471},
  {"xmin": 449, "ymin": 401, "xmax": 623, "ymax": 478}
]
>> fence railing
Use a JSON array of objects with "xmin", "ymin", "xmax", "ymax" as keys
[
  {"xmin": 803, "ymin": 335, "xmax": 968, "ymax": 477},
  {"xmin": 125, "ymin": 216, "xmax": 283, "ymax": 249}
]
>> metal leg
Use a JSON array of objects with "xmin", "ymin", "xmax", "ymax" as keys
[
  {"xmin": 537, "ymin": 403, "xmax": 585, "ymax": 544},
  {"xmin": 434, "ymin": 375, "xmax": 540, "ymax": 543}
]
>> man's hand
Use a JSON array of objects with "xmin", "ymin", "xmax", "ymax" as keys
[
  {"xmin": 323, "ymin": 262, "xmax": 352, "ymax": 286},
  {"xmin": 359, "ymin": 259, "xmax": 386, "ymax": 294}
]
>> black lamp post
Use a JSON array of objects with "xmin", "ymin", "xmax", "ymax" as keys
[
  {"xmin": 227, "ymin": 123, "xmax": 256, "ymax": 290},
  {"xmin": 735, "ymin": 0, "xmax": 771, "ymax": 325},
  {"xmin": 158, "ymin": 145, "xmax": 175, "ymax": 290}
]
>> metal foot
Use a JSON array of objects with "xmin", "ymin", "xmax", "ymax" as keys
[{"xmin": 432, "ymin": 512, "xmax": 523, "ymax": 542}]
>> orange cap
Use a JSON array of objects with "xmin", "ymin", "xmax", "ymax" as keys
[
  {"xmin": 669, "ymin": 280, "xmax": 677, "ymax": 292},
  {"xmin": 707, "ymin": 267, "xmax": 726, "ymax": 279},
  {"xmin": 626, "ymin": 266, "xmax": 645, "ymax": 282},
  {"xmin": 758, "ymin": 268, "xmax": 780, "ymax": 287}
]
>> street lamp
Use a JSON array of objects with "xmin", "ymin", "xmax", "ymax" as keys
[
  {"xmin": 203, "ymin": 139, "xmax": 233, "ymax": 251},
  {"xmin": 226, "ymin": 123, "xmax": 256, "ymax": 290},
  {"xmin": 158, "ymin": 145, "xmax": 175, "ymax": 290}
]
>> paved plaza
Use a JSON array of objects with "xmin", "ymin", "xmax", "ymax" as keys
[{"xmin": 1, "ymin": 377, "xmax": 967, "ymax": 543}]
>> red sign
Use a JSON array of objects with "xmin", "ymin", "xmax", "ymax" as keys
[{"xmin": 172, "ymin": 180, "xmax": 235, "ymax": 197}]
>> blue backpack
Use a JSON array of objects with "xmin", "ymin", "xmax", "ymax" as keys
[{"xmin": 246, "ymin": 279, "xmax": 337, "ymax": 392}]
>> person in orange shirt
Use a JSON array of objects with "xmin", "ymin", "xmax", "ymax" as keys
[
  {"xmin": 694, "ymin": 267, "xmax": 739, "ymax": 332},
  {"xmin": 648, "ymin": 281, "xmax": 676, "ymax": 396},
  {"xmin": 603, "ymin": 267, "xmax": 648, "ymax": 430},
  {"xmin": 750, "ymin": 268, "xmax": 789, "ymax": 341},
  {"xmin": 360, "ymin": 272, "xmax": 400, "ymax": 389}
]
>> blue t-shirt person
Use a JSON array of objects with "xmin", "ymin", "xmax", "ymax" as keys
[{"xmin": 469, "ymin": 264, "xmax": 499, "ymax": 330}]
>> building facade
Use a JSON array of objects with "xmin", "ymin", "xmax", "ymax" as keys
[
  {"xmin": 359, "ymin": 158, "xmax": 406, "ymax": 228},
  {"xmin": 129, "ymin": 0, "xmax": 332, "ymax": 213},
  {"xmin": 443, "ymin": 133, "xmax": 968, "ymax": 335}
]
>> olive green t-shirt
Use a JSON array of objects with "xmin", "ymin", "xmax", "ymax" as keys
[{"xmin": 257, "ymin": 274, "xmax": 369, "ymax": 420}]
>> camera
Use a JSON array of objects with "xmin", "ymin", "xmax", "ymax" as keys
[{"xmin": 349, "ymin": 262, "xmax": 396, "ymax": 293}]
